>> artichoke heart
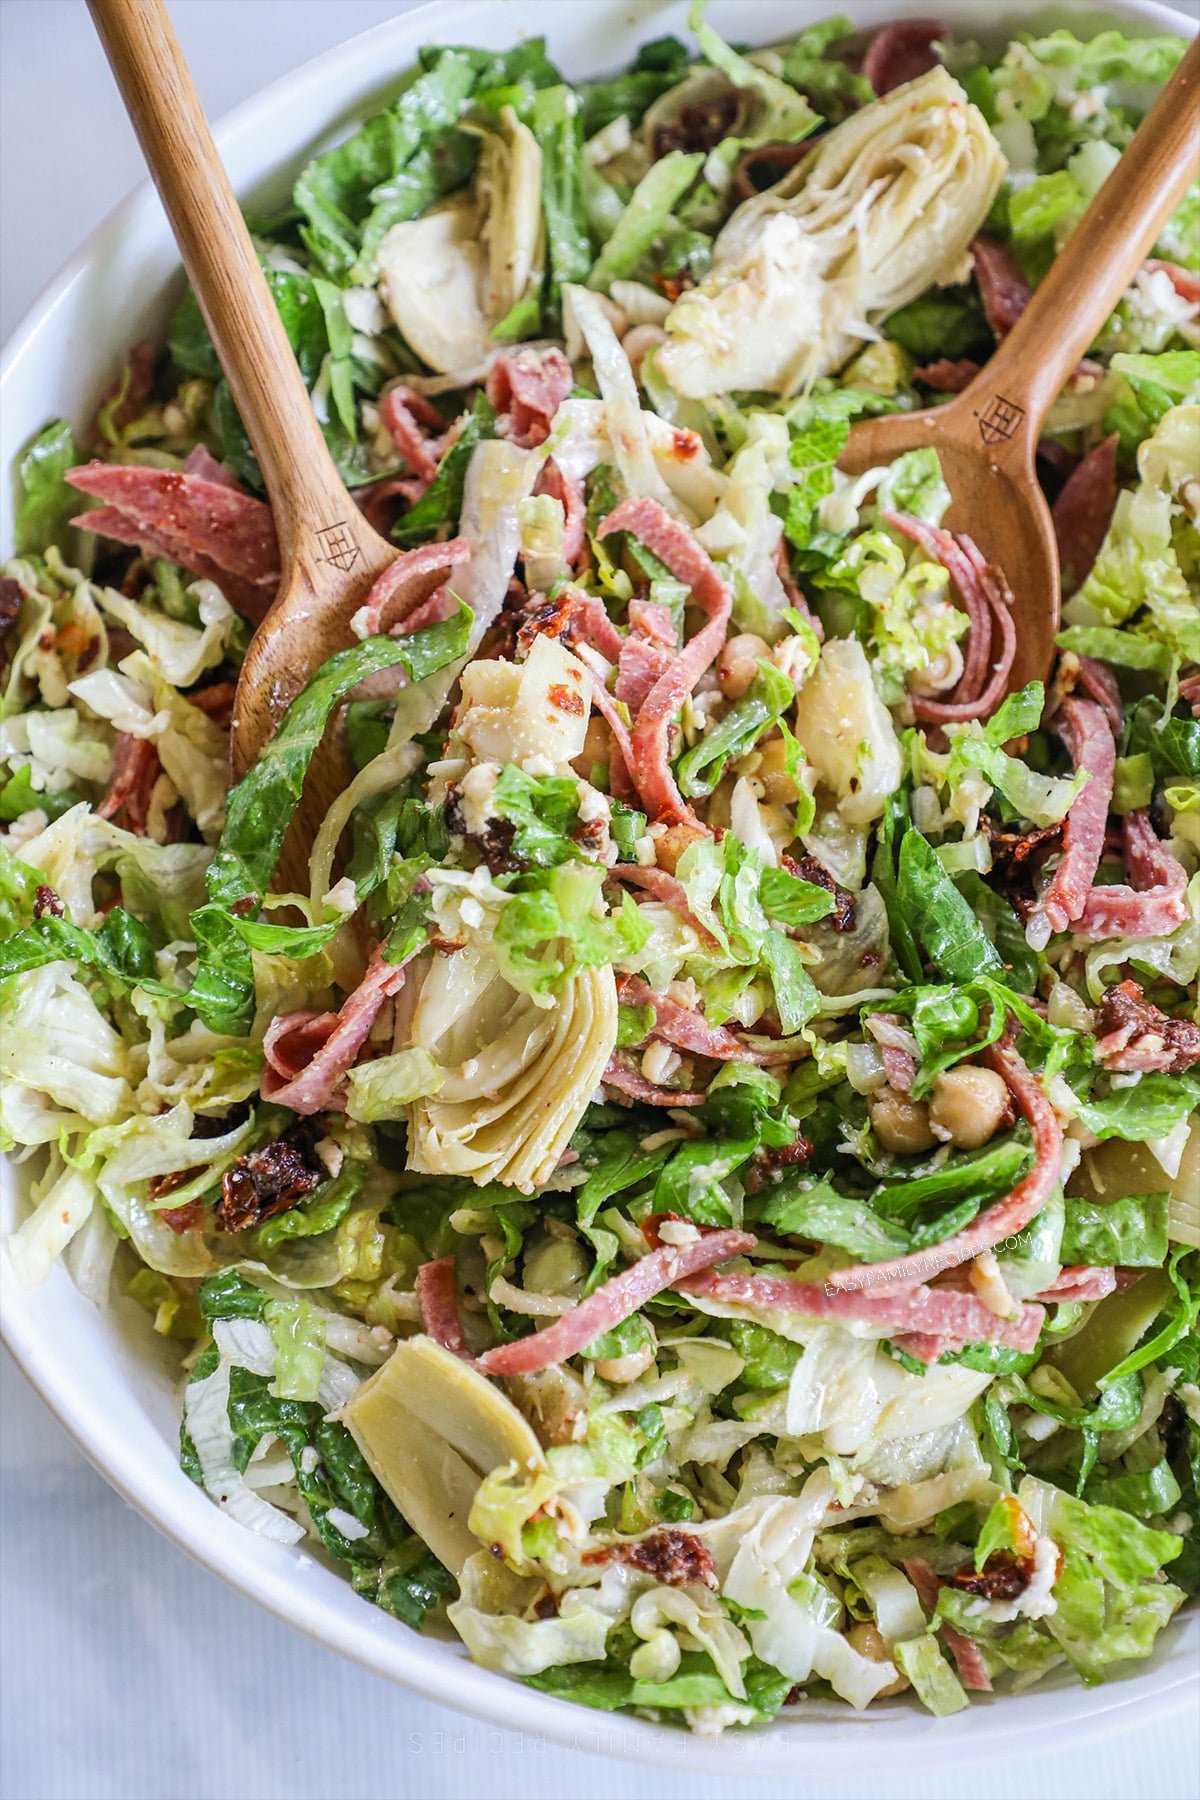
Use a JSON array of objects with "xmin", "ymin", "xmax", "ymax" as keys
[
  {"xmin": 376, "ymin": 105, "xmax": 545, "ymax": 374},
  {"xmin": 406, "ymin": 954, "xmax": 617, "ymax": 1193},
  {"xmin": 455, "ymin": 631, "xmax": 592, "ymax": 771},
  {"xmin": 656, "ymin": 67, "xmax": 1007, "ymax": 398},
  {"xmin": 792, "ymin": 637, "xmax": 903, "ymax": 825},
  {"xmin": 342, "ymin": 1335, "xmax": 546, "ymax": 1575}
]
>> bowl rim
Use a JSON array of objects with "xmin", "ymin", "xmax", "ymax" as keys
[{"xmin": 2, "ymin": 0, "xmax": 1197, "ymax": 1774}]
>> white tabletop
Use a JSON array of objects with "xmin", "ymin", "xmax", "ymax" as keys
[{"xmin": 1, "ymin": 6, "xmax": 1197, "ymax": 1797}]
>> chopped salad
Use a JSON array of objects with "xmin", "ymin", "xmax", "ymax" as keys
[{"xmin": 3, "ymin": 7, "xmax": 1198, "ymax": 1735}]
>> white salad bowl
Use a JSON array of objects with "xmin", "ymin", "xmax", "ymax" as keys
[{"xmin": 1, "ymin": 0, "xmax": 1196, "ymax": 1776}]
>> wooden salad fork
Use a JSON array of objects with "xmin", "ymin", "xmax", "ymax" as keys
[
  {"xmin": 842, "ymin": 34, "xmax": 1200, "ymax": 695},
  {"xmin": 89, "ymin": 0, "xmax": 402, "ymax": 882}
]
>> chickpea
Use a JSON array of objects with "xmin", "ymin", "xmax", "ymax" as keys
[
  {"xmin": 622, "ymin": 323, "xmax": 667, "ymax": 381},
  {"xmin": 754, "ymin": 735, "xmax": 803, "ymax": 806},
  {"xmin": 930, "ymin": 1066, "xmax": 1010, "ymax": 1149},
  {"xmin": 571, "ymin": 714, "xmax": 613, "ymax": 780},
  {"xmin": 594, "ymin": 1342, "xmax": 657, "ymax": 1384},
  {"xmin": 869, "ymin": 1089, "xmax": 937, "ymax": 1155},
  {"xmin": 649, "ymin": 819, "xmax": 707, "ymax": 874},
  {"xmin": 717, "ymin": 633, "xmax": 771, "ymax": 701},
  {"xmin": 846, "ymin": 1623, "xmax": 908, "ymax": 1697}
]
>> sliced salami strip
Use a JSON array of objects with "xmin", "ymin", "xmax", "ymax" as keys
[
  {"xmin": 534, "ymin": 458, "xmax": 586, "ymax": 568},
  {"xmin": 476, "ymin": 1229, "xmax": 755, "ymax": 1375},
  {"xmin": 380, "ymin": 384, "xmax": 447, "ymax": 485},
  {"xmin": 261, "ymin": 949, "xmax": 409, "ymax": 1115},
  {"xmin": 1074, "ymin": 810, "xmax": 1189, "ymax": 942},
  {"xmin": 1036, "ymin": 1266, "xmax": 1117, "ymax": 1303},
  {"xmin": 568, "ymin": 587, "xmax": 625, "ymax": 665},
  {"xmin": 97, "ymin": 731, "xmax": 160, "ymax": 834},
  {"xmin": 903, "ymin": 1560, "xmax": 993, "ymax": 1691},
  {"xmin": 1030, "ymin": 697, "xmax": 1114, "ymax": 946},
  {"xmin": 487, "ymin": 345, "xmax": 573, "ymax": 448},
  {"xmin": 351, "ymin": 537, "xmax": 472, "ymax": 639},
  {"xmin": 1052, "ymin": 434, "xmax": 1118, "ymax": 596},
  {"xmin": 601, "ymin": 1057, "xmax": 707, "ymax": 1107},
  {"xmin": 616, "ymin": 599, "xmax": 678, "ymax": 715},
  {"xmin": 599, "ymin": 498, "xmax": 732, "ymax": 823},
  {"xmin": 1072, "ymin": 806, "xmax": 1194, "ymax": 936},
  {"xmin": 914, "ymin": 358, "xmax": 980, "ymax": 394},
  {"xmin": 416, "ymin": 1256, "xmax": 474, "ymax": 1362},
  {"xmin": 611, "ymin": 865, "xmax": 721, "ymax": 946},
  {"xmin": 617, "ymin": 973, "xmax": 786, "ymax": 1066},
  {"xmin": 97, "ymin": 341, "xmax": 156, "ymax": 437},
  {"xmin": 68, "ymin": 460, "xmax": 279, "ymax": 621},
  {"xmin": 863, "ymin": 19, "xmax": 945, "ymax": 95},
  {"xmin": 1073, "ymin": 654, "xmax": 1122, "ymax": 736},
  {"xmin": 183, "ymin": 443, "xmax": 241, "ymax": 490},
  {"xmin": 884, "ymin": 512, "xmax": 1015, "ymax": 721},
  {"xmin": 971, "ymin": 235, "xmax": 1032, "ymax": 338},
  {"xmin": 678, "ymin": 1267, "xmax": 1044, "ymax": 1361}
]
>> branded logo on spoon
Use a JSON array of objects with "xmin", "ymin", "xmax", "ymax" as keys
[
  {"xmin": 315, "ymin": 521, "xmax": 361, "ymax": 573},
  {"xmin": 974, "ymin": 394, "xmax": 1026, "ymax": 446}
]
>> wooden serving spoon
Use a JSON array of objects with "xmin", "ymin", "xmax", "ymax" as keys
[
  {"xmin": 841, "ymin": 34, "xmax": 1200, "ymax": 696},
  {"xmin": 88, "ymin": 0, "xmax": 403, "ymax": 885}
]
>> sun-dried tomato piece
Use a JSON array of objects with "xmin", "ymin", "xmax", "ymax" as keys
[
  {"xmin": 952, "ymin": 1556, "xmax": 1031, "ymax": 1602},
  {"xmin": 214, "ymin": 1124, "xmax": 325, "ymax": 1232},
  {"xmin": 1094, "ymin": 979, "xmax": 1200, "ymax": 1075},
  {"xmin": 0, "ymin": 577, "xmax": 22, "ymax": 639},
  {"xmin": 584, "ymin": 1528, "xmax": 717, "ymax": 1589},
  {"xmin": 784, "ymin": 851, "xmax": 856, "ymax": 933},
  {"xmin": 652, "ymin": 92, "xmax": 739, "ymax": 160}
]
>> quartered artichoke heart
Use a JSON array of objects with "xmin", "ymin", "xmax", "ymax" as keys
[
  {"xmin": 656, "ymin": 66, "xmax": 1007, "ymax": 398},
  {"xmin": 405, "ymin": 636, "xmax": 619, "ymax": 1192},
  {"xmin": 406, "ymin": 955, "xmax": 617, "ymax": 1192},
  {"xmin": 341, "ymin": 1335, "xmax": 546, "ymax": 1576},
  {"xmin": 376, "ymin": 105, "xmax": 545, "ymax": 375}
]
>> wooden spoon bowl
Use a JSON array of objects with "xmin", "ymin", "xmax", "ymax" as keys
[{"xmin": 842, "ymin": 34, "xmax": 1200, "ymax": 694}]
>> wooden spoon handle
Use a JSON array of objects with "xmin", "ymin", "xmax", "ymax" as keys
[
  {"xmin": 87, "ymin": 0, "xmax": 374, "ymax": 583},
  {"xmin": 957, "ymin": 34, "xmax": 1200, "ymax": 451}
]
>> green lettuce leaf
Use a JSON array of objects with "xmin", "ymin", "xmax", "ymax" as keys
[
  {"xmin": 587, "ymin": 152, "xmax": 704, "ymax": 292},
  {"xmin": 293, "ymin": 52, "xmax": 478, "ymax": 279},
  {"xmin": 15, "ymin": 421, "xmax": 80, "ymax": 557},
  {"xmin": 493, "ymin": 863, "xmax": 650, "ymax": 1000},
  {"xmin": 1060, "ymin": 1192, "xmax": 1170, "ymax": 1267},
  {"xmin": 579, "ymin": 37, "xmax": 690, "ymax": 137},
  {"xmin": 489, "ymin": 765, "xmax": 583, "ymax": 868},
  {"xmin": 1017, "ymin": 1473, "xmax": 1184, "ymax": 1680},
  {"xmin": 676, "ymin": 661, "xmax": 795, "ymax": 799},
  {"xmin": 0, "ymin": 908, "xmax": 180, "ymax": 999},
  {"xmin": 1073, "ymin": 1070, "xmax": 1200, "ymax": 1141},
  {"xmin": 208, "ymin": 615, "xmax": 470, "ymax": 913},
  {"xmin": 780, "ymin": 17, "xmax": 872, "ymax": 123},
  {"xmin": 531, "ymin": 85, "xmax": 593, "ymax": 327},
  {"xmin": 392, "ymin": 394, "xmax": 496, "ymax": 547},
  {"xmin": 892, "ymin": 1634, "xmax": 968, "ymax": 1715},
  {"xmin": 897, "ymin": 830, "xmax": 1003, "ymax": 983},
  {"xmin": 752, "ymin": 1175, "xmax": 909, "ymax": 1260}
]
